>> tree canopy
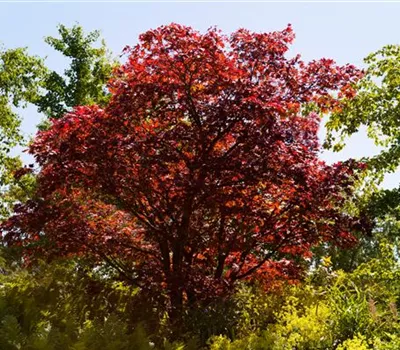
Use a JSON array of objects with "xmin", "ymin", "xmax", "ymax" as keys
[
  {"xmin": 0, "ymin": 46, "xmax": 46, "ymax": 217},
  {"xmin": 37, "ymin": 24, "xmax": 114, "ymax": 121},
  {"xmin": 1, "ymin": 24, "xmax": 369, "ymax": 319},
  {"xmin": 326, "ymin": 45, "xmax": 400, "ymax": 175}
]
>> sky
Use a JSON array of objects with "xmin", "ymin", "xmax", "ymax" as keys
[{"xmin": 1, "ymin": 1, "xmax": 400, "ymax": 188}]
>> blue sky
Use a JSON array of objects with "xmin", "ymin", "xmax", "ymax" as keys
[{"xmin": 1, "ymin": 1, "xmax": 400, "ymax": 187}]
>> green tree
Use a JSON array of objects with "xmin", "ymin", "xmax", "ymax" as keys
[
  {"xmin": 36, "ymin": 24, "xmax": 115, "ymax": 121},
  {"xmin": 0, "ymin": 24, "xmax": 115, "ymax": 217},
  {"xmin": 326, "ymin": 45, "xmax": 400, "ymax": 175},
  {"xmin": 0, "ymin": 46, "xmax": 46, "ymax": 217},
  {"xmin": 323, "ymin": 45, "xmax": 400, "ymax": 269}
]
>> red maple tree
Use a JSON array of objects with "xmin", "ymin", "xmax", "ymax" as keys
[{"xmin": 2, "ymin": 24, "xmax": 366, "ymax": 316}]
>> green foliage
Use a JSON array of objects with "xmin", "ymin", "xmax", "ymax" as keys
[
  {"xmin": 36, "ymin": 24, "xmax": 115, "ymax": 120},
  {"xmin": 323, "ymin": 45, "xmax": 400, "ymax": 269},
  {"xmin": 265, "ymin": 298, "xmax": 332, "ymax": 349},
  {"xmin": 208, "ymin": 285, "xmax": 332, "ymax": 350},
  {"xmin": 0, "ymin": 46, "xmax": 46, "ymax": 216},
  {"xmin": 12, "ymin": 250, "xmax": 400, "ymax": 349},
  {"xmin": 0, "ymin": 46, "xmax": 46, "ymax": 143},
  {"xmin": 207, "ymin": 239, "xmax": 400, "ymax": 350},
  {"xmin": 1, "ymin": 216, "xmax": 400, "ymax": 350},
  {"xmin": 326, "ymin": 44, "xmax": 400, "ymax": 173},
  {"xmin": 336, "ymin": 334, "xmax": 369, "ymax": 350},
  {"xmin": 0, "ymin": 24, "xmax": 115, "ymax": 218},
  {"xmin": 0, "ymin": 256, "xmax": 186, "ymax": 350}
]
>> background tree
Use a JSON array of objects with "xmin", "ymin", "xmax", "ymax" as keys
[
  {"xmin": 0, "ymin": 24, "xmax": 115, "ymax": 218},
  {"xmin": 326, "ymin": 45, "xmax": 400, "ymax": 175},
  {"xmin": 2, "ymin": 24, "xmax": 367, "ymax": 322},
  {"xmin": 0, "ymin": 46, "xmax": 46, "ymax": 217},
  {"xmin": 325, "ymin": 45, "xmax": 400, "ymax": 269},
  {"xmin": 36, "ymin": 24, "xmax": 115, "ymax": 122}
]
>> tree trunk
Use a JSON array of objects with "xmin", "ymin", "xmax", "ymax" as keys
[{"xmin": 168, "ymin": 281, "xmax": 184, "ymax": 337}]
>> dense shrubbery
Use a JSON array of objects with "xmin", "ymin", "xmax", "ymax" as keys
[
  {"xmin": 208, "ymin": 242, "xmax": 400, "ymax": 349},
  {"xmin": 1, "ymin": 239, "xmax": 400, "ymax": 349}
]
